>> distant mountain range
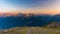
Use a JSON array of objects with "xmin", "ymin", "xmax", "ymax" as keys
[{"xmin": 0, "ymin": 13, "xmax": 60, "ymax": 29}]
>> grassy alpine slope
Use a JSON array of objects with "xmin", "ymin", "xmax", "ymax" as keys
[{"xmin": 0, "ymin": 27, "xmax": 60, "ymax": 34}]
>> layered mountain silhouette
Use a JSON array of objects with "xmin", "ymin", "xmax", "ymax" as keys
[{"xmin": 0, "ymin": 13, "xmax": 60, "ymax": 29}]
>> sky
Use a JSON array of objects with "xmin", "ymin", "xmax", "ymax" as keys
[{"xmin": 0, "ymin": 0, "xmax": 60, "ymax": 14}]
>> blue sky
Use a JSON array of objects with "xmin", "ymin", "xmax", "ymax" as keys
[
  {"xmin": 0, "ymin": 0, "xmax": 60, "ymax": 12},
  {"xmin": 4, "ymin": 0, "xmax": 55, "ymax": 8}
]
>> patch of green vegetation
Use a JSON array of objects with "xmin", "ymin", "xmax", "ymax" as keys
[{"xmin": 0, "ymin": 27, "xmax": 60, "ymax": 34}]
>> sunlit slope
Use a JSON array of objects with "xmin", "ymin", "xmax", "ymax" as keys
[{"xmin": 0, "ymin": 27, "xmax": 60, "ymax": 34}]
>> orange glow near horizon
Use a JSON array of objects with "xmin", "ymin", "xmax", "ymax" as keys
[{"xmin": 0, "ymin": 9, "xmax": 60, "ymax": 16}]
